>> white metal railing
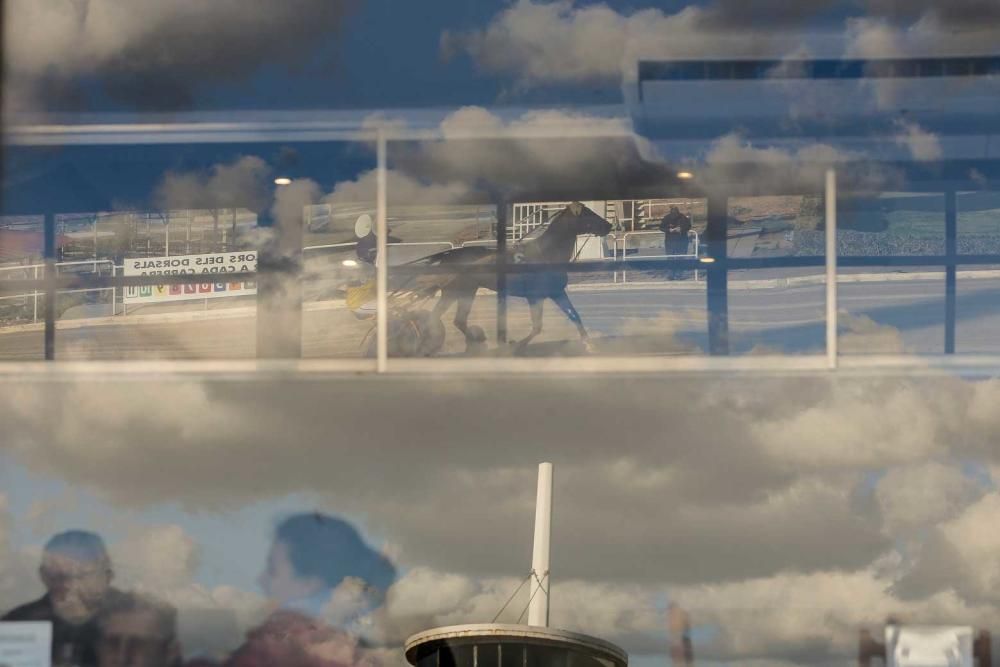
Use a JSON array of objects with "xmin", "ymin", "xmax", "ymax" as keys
[
  {"xmin": 511, "ymin": 202, "xmax": 569, "ymax": 240},
  {"xmin": 303, "ymin": 241, "xmax": 456, "ymax": 258},
  {"xmin": 611, "ymin": 230, "xmax": 701, "ymax": 283},
  {"xmin": 0, "ymin": 260, "xmax": 116, "ymax": 323}
]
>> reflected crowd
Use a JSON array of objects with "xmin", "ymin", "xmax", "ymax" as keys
[
  {"xmin": 6, "ymin": 517, "xmax": 998, "ymax": 666},
  {"xmin": 2, "ymin": 514, "xmax": 396, "ymax": 667}
]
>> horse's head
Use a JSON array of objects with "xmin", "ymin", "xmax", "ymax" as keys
[{"xmin": 564, "ymin": 202, "xmax": 612, "ymax": 238}]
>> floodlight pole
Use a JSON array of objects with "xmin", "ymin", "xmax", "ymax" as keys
[{"xmin": 528, "ymin": 462, "xmax": 553, "ymax": 627}]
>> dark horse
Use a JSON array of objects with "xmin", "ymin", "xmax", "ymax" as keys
[{"xmin": 426, "ymin": 202, "xmax": 612, "ymax": 353}]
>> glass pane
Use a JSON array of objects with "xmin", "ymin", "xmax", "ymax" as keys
[
  {"xmin": 296, "ymin": 142, "xmax": 377, "ymax": 360},
  {"xmin": 729, "ymin": 267, "xmax": 826, "ymax": 355},
  {"xmin": 838, "ymin": 192, "xmax": 945, "ymax": 256},
  {"xmin": 0, "ymin": 217, "xmax": 44, "ymax": 359},
  {"xmin": 955, "ymin": 277, "xmax": 1000, "ymax": 353},
  {"xmin": 726, "ymin": 196, "xmax": 826, "ymax": 355},
  {"xmin": 957, "ymin": 191, "xmax": 1000, "ymax": 256},
  {"xmin": 838, "ymin": 266, "xmax": 945, "ymax": 355},
  {"xmin": 380, "ymin": 149, "xmax": 712, "ymax": 358},
  {"xmin": 729, "ymin": 195, "xmax": 825, "ymax": 258},
  {"xmin": 4, "ymin": 140, "xmax": 387, "ymax": 360}
]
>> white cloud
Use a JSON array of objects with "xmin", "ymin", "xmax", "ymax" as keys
[
  {"xmin": 324, "ymin": 169, "xmax": 472, "ymax": 208},
  {"xmin": 875, "ymin": 463, "xmax": 986, "ymax": 538},
  {"xmin": 389, "ymin": 106, "xmax": 660, "ymax": 197},
  {"xmin": 113, "ymin": 524, "xmax": 201, "ymax": 591},
  {"xmin": 697, "ymin": 133, "xmax": 896, "ymax": 195},
  {"xmin": 155, "ymin": 156, "xmax": 273, "ymax": 214},
  {"xmin": 751, "ymin": 379, "xmax": 952, "ymax": 469},
  {"xmin": 671, "ymin": 568, "xmax": 991, "ymax": 664},
  {"xmin": 446, "ymin": 0, "xmax": 805, "ymax": 88},
  {"xmin": 894, "ymin": 492, "xmax": 1000, "ymax": 606},
  {"xmin": 4, "ymin": 0, "xmax": 357, "ymax": 113},
  {"xmin": 844, "ymin": 15, "xmax": 1000, "ymax": 109},
  {"xmin": 893, "ymin": 120, "xmax": 944, "ymax": 162}
]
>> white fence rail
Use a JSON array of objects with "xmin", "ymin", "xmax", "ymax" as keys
[
  {"xmin": 0, "ymin": 260, "xmax": 116, "ymax": 323},
  {"xmin": 611, "ymin": 230, "xmax": 701, "ymax": 283}
]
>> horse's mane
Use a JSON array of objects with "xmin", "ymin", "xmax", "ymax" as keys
[{"xmin": 519, "ymin": 207, "xmax": 570, "ymax": 244}]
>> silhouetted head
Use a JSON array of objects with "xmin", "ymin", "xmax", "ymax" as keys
[
  {"xmin": 96, "ymin": 593, "xmax": 179, "ymax": 667},
  {"xmin": 259, "ymin": 513, "xmax": 396, "ymax": 608},
  {"xmin": 40, "ymin": 530, "xmax": 114, "ymax": 625},
  {"xmin": 562, "ymin": 203, "xmax": 611, "ymax": 238}
]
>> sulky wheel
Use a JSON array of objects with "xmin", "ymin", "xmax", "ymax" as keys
[
  {"xmin": 407, "ymin": 310, "xmax": 445, "ymax": 357},
  {"xmin": 361, "ymin": 311, "xmax": 445, "ymax": 358}
]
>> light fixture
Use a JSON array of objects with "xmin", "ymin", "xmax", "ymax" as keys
[
  {"xmin": 677, "ymin": 171, "xmax": 694, "ymax": 180},
  {"xmin": 342, "ymin": 259, "xmax": 358, "ymax": 267},
  {"xmin": 699, "ymin": 256, "xmax": 715, "ymax": 263},
  {"xmin": 274, "ymin": 177, "xmax": 292, "ymax": 186}
]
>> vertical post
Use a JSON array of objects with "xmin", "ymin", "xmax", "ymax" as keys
[
  {"xmin": 528, "ymin": 462, "xmax": 553, "ymax": 627},
  {"xmin": 496, "ymin": 201, "xmax": 509, "ymax": 344},
  {"xmin": 255, "ymin": 188, "xmax": 303, "ymax": 359},
  {"xmin": 376, "ymin": 129, "xmax": 389, "ymax": 372},
  {"xmin": 93, "ymin": 216, "xmax": 98, "ymax": 263},
  {"xmin": 705, "ymin": 193, "xmax": 729, "ymax": 355},
  {"xmin": 44, "ymin": 212, "xmax": 56, "ymax": 360},
  {"xmin": 33, "ymin": 265, "xmax": 39, "ymax": 323},
  {"xmin": 165, "ymin": 211, "xmax": 170, "ymax": 257},
  {"xmin": 826, "ymin": 169, "xmax": 838, "ymax": 369},
  {"xmin": 945, "ymin": 189, "xmax": 957, "ymax": 354}
]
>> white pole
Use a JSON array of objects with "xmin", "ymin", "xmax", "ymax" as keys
[
  {"xmin": 33, "ymin": 265, "xmax": 39, "ymax": 323},
  {"xmin": 825, "ymin": 169, "xmax": 838, "ymax": 370},
  {"xmin": 528, "ymin": 462, "xmax": 553, "ymax": 627},
  {"xmin": 376, "ymin": 129, "xmax": 388, "ymax": 372}
]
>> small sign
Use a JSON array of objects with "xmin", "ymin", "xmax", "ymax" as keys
[{"xmin": 0, "ymin": 621, "xmax": 52, "ymax": 667}]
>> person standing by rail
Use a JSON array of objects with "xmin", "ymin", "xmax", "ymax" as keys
[{"xmin": 659, "ymin": 206, "xmax": 692, "ymax": 280}]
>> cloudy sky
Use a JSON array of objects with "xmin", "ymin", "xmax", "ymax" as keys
[
  {"xmin": 5, "ymin": 0, "xmax": 998, "ymax": 221},
  {"xmin": 3, "ymin": 2, "xmax": 1000, "ymax": 665},
  {"xmin": 4, "ymin": 0, "xmax": 1000, "ymax": 114},
  {"xmin": 6, "ymin": 373, "xmax": 1000, "ymax": 666}
]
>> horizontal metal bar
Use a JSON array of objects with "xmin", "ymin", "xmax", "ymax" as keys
[
  {"xmin": 638, "ymin": 55, "xmax": 1000, "ymax": 83},
  {"xmin": 0, "ymin": 359, "xmax": 377, "ymax": 379},
  {"xmin": 5, "ymin": 252, "xmax": 999, "ymax": 295},
  {"xmin": 0, "ymin": 271, "xmax": 259, "ymax": 294},
  {"xmin": 3, "ymin": 355, "xmax": 1000, "ymax": 377}
]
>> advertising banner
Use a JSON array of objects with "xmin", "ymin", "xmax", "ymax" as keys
[{"xmin": 123, "ymin": 251, "xmax": 256, "ymax": 304}]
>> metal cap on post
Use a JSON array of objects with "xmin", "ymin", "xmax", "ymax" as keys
[{"xmin": 528, "ymin": 462, "xmax": 553, "ymax": 627}]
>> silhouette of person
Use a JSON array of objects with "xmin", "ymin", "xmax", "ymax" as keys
[
  {"xmin": 3, "ymin": 530, "xmax": 125, "ymax": 667},
  {"xmin": 659, "ymin": 206, "xmax": 692, "ymax": 280},
  {"xmin": 226, "ymin": 513, "xmax": 395, "ymax": 667},
  {"xmin": 96, "ymin": 593, "xmax": 181, "ymax": 667}
]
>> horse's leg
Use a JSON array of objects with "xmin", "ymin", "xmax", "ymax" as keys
[
  {"xmin": 551, "ymin": 290, "xmax": 595, "ymax": 353},
  {"xmin": 432, "ymin": 285, "xmax": 457, "ymax": 321},
  {"xmin": 514, "ymin": 298, "xmax": 544, "ymax": 352},
  {"xmin": 453, "ymin": 289, "xmax": 486, "ymax": 347}
]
